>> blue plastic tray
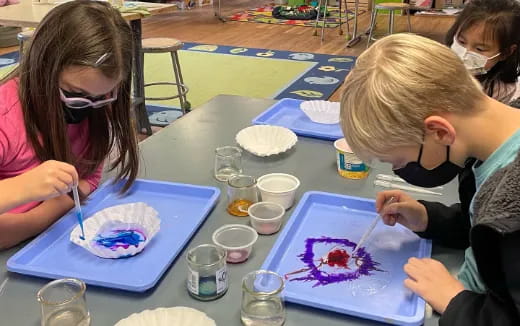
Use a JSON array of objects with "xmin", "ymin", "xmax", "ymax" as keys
[
  {"xmin": 252, "ymin": 98, "xmax": 343, "ymax": 141},
  {"xmin": 261, "ymin": 191, "xmax": 431, "ymax": 326},
  {"xmin": 7, "ymin": 179, "xmax": 220, "ymax": 292}
]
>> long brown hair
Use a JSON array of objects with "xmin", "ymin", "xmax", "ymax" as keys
[{"xmin": 2, "ymin": 0, "xmax": 138, "ymax": 195}]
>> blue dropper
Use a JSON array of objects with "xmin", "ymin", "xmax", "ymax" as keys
[{"xmin": 72, "ymin": 186, "xmax": 85, "ymax": 240}]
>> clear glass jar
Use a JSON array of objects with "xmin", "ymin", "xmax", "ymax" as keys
[
  {"xmin": 214, "ymin": 146, "xmax": 242, "ymax": 182},
  {"xmin": 37, "ymin": 278, "xmax": 90, "ymax": 326},
  {"xmin": 186, "ymin": 244, "xmax": 228, "ymax": 301},
  {"xmin": 227, "ymin": 174, "xmax": 259, "ymax": 217},
  {"xmin": 241, "ymin": 270, "xmax": 285, "ymax": 326}
]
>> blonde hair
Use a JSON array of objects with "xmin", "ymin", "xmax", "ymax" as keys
[{"xmin": 340, "ymin": 33, "xmax": 485, "ymax": 162}]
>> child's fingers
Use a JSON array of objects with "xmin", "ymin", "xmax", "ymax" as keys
[
  {"xmin": 404, "ymin": 278, "xmax": 420, "ymax": 294},
  {"xmin": 381, "ymin": 214, "xmax": 397, "ymax": 226},
  {"xmin": 57, "ymin": 162, "xmax": 79, "ymax": 186},
  {"xmin": 404, "ymin": 261, "xmax": 421, "ymax": 278},
  {"xmin": 380, "ymin": 203, "xmax": 397, "ymax": 216},
  {"xmin": 376, "ymin": 190, "xmax": 404, "ymax": 211},
  {"xmin": 376, "ymin": 190, "xmax": 399, "ymax": 212},
  {"xmin": 53, "ymin": 180, "xmax": 72, "ymax": 196},
  {"xmin": 56, "ymin": 170, "xmax": 75, "ymax": 190}
]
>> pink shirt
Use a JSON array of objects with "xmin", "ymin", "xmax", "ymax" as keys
[{"xmin": 0, "ymin": 79, "xmax": 102, "ymax": 213}]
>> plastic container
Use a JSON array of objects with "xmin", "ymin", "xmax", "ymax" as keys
[
  {"xmin": 252, "ymin": 98, "xmax": 343, "ymax": 141},
  {"xmin": 333, "ymin": 138, "xmax": 369, "ymax": 179},
  {"xmin": 248, "ymin": 202, "xmax": 285, "ymax": 235},
  {"xmin": 212, "ymin": 224, "xmax": 258, "ymax": 264},
  {"xmin": 7, "ymin": 179, "xmax": 220, "ymax": 292},
  {"xmin": 257, "ymin": 173, "xmax": 300, "ymax": 210},
  {"xmin": 260, "ymin": 191, "xmax": 433, "ymax": 326}
]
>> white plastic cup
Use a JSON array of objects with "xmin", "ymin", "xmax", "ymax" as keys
[
  {"xmin": 257, "ymin": 173, "xmax": 300, "ymax": 210},
  {"xmin": 212, "ymin": 224, "xmax": 258, "ymax": 264},
  {"xmin": 248, "ymin": 202, "xmax": 285, "ymax": 235}
]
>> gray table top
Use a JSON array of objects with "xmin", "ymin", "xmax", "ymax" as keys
[{"xmin": 0, "ymin": 95, "xmax": 464, "ymax": 326}]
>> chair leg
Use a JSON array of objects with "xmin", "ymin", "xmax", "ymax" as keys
[
  {"xmin": 389, "ymin": 10, "xmax": 395, "ymax": 34},
  {"xmin": 313, "ymin": 0, "xmax": 323, "ymax": 36},
  {"xmin": 366, "ymin": 9, "xmax": 378, "ymax": 48},
  {"xmin": 18, "ymin": 40, "xmax": 23, "ymax": 59},
  {"xmin": 344, "ymin": 0, "xmax": 350, "ymax": 37},
  {"xmin": 320, "ymin": 0, "xmax": 328, "ymax": 41},
  {"xmin": 365, "ymin": 0, "xmax": 377, "ymax": 35},
  {"xmin": 407, "ymin": 9, "xmax": 412, "ymax": 32},
  {"xmin": 173, "ymin": 51, "xmax": 190, "ymax": 112},
  {"xmin": 366, "ymin": 7, "xmax": 377, "ymax": 39},
  {"xmin": 338, "ymin": 0, "xmax": 343, "ymax": 35},
  {"xmin": 170, "ymin": 51, "xmax": 187, "ymax": 115}
]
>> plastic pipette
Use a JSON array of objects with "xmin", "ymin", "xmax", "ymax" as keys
[
  {"xmin": 73, "ymin": 186, "xmax": 85, "ymax": 240},
  {"xmin": 375, "ymin": 174, "xmax": 444, "ymax": 190},
  {"xmin": 374, "ymin": 180, "xmax": 443, "ymax": 196},
  {"xmin": 352, "ymin": 196, "xmax": 396, "ymax": 255},
  {"xmin": 375, "ymin": 174, "xmax": 407, "ymax": 183}
]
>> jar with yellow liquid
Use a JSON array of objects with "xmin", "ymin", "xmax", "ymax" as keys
[{"xmin": 227, "ymin": 175, "xmax": 258, "ymax": 217}]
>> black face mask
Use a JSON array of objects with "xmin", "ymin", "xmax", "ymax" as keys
[
  {"xmin": 393, "ymin": 145, "xmax": 462, "ymax": 188},
  {"xmin": 62, "ymin": 104, "xmax": 94, "ymax": 124}
]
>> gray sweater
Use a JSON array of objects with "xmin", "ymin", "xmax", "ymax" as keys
[{"xmin": 440, "ymin": 151, "xmax": 520, "ymax": 326}]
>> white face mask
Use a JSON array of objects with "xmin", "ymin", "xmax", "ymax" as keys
[{"xmin": 451, "ymin": 37, "xmax": 500, "ymax": 75}]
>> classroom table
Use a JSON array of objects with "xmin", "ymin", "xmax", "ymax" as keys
[
  {"xmin": 0, "ymin": 0, "xmax": 177, "ymax": 135},
  {"xmin": 0, "ymin": 95, "xmax": 464, "ymax": 325}
]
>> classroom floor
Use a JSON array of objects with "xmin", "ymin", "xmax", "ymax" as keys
[{"xmin": 0, "ymin": 0, "xmax": 454, "ymax": 139}]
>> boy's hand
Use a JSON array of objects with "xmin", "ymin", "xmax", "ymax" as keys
[
  {"xmin": 17, "ymin": 160, "xmax": 79, "ymax": 202},
  {"xmin": 404, "ymin": 258, "xmax": 465, "ymax": 314},
  {"xmin": 376, "ymin": 190, "xmax": 428, "ymax": 232}
]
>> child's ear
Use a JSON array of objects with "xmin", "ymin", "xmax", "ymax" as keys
[
  {"xmin": 501, "ymin": 44, "xmax": 518, "ymax": 61},
  {"xmin": 509, "ymin": 44, "xmax": 518, "ymax": 56},
  {"xmin": 423, "ymin": 116, "xmax": 456, "ymax": 145}
]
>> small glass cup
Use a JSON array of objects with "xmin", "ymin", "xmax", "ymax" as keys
[
  {"xmin": 241, "ymin": 270, "xmax": 285, "ymax": 326},
  {"xmin": 214, "ymin": 146, "xmax": 243, "ymax": 182},
  {"xmin": 37, "ymin": 278, "xmax": 90, "ymax": 326},
  {"xmin": 186, "ymin": 244, "xmax": 228, "ymax": 301},
  {"xmin": 227, "ymin": 174, "xmax": 259, "ymax": 217}
]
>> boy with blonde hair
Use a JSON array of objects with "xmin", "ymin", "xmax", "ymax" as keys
[{"xmin": 341, "ymin": 33, "xmax": 520, "ymax": 324}]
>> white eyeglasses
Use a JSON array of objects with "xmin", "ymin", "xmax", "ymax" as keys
[{"xmin": 59, "ymin": 88, "xmax": 118, "ymax": 109}]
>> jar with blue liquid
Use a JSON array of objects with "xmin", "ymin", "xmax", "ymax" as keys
[{"xmin": 186, "ymin": 244, "xmax": 228, "ymax": 301}]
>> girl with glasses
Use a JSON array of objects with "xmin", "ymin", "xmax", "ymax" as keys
[{"xmin": 0, "ymin": 0, "xmax": 139, "ymax": 249}]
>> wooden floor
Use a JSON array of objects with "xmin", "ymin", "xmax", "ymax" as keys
[
  {"xmin": 144, "ymin": 2, "xmax": 453, "ymax": 101},
  {"xmin": 0, "ymin": 1, "xmax": 454, "ymax": 102},
  {"xmin": 142, "ymin": 2, "xmax": 453, "ymax": 56}
]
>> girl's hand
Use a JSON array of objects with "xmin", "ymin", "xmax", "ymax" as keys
[
  {"xmin": 17, "ymin": 160, "xmax": 79, "ymax": 202},
  {"xmin": 404, "ymin": 257, "xmax": 465, "ymax": 314},
  {"xmin": 376, "ymin": 190, "xmax": 428, "ymax": 232}
]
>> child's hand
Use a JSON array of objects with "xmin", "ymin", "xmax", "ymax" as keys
[
  {"xmin": 17, "ymin": 160, "xmax": 79, "ymax": 202},
  {"xmin": 376, "ymin": 190, "xmax": 428, "ymax": 232},
  {"xmin": 404, "ymin": 257, "xmax": 465, "ymax": 314}
]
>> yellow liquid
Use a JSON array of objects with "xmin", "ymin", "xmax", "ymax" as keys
[{"xmin": 227, "ymin": 199, "xmax": 253, "ymax": 217}]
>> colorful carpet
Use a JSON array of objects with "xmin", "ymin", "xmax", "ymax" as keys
[
  {"xmin": 228, "ymin": 4, "xmax": 365, "ymax": 27},
  {"xmin": 0, "ymin": 43, "xmax": 355, "ymax": 126}
]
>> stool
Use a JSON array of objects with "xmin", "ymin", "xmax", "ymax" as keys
[
  {"xmin": 16, "ymin": 29, "xmax": 34, "ymax": 59},
  {"xmin": 313, "ymin": 0, "xmax": 350, "ymax": 42},
  {"xmin": 141, "ymin": 37, "xmax": 190, "ymax": 115},
  {"xmin": 366, "ymin": 2, "xmax": 412, "ymax": 48}
]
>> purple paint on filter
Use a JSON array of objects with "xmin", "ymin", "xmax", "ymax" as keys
[{"xmin": 285, "ymin": 237, "xmax": 382, "ymax": 287}]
